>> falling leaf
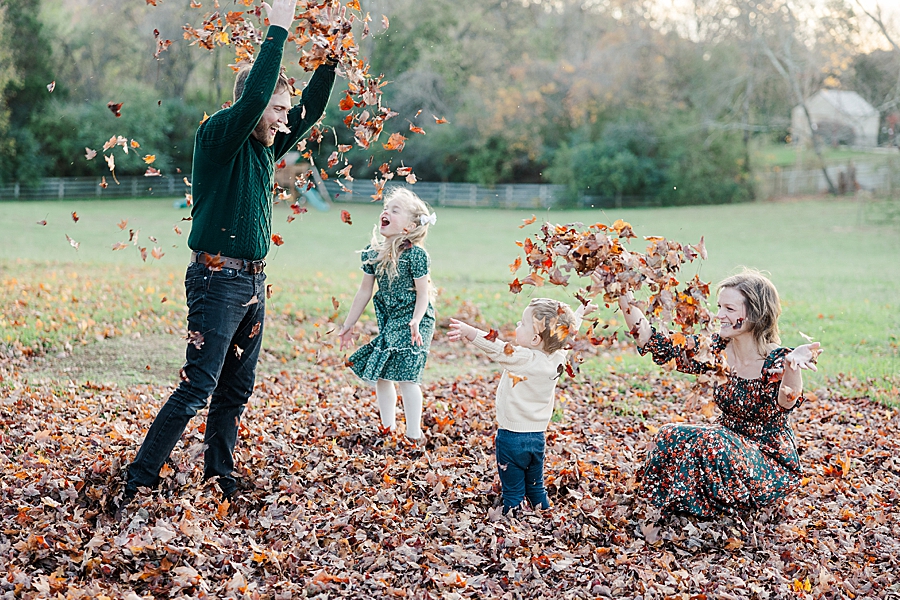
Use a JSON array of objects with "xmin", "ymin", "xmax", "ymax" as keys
[
  {"xmin": 65, "ymin": 234, "xmax": 79, "ymax": 250},
  {"xmin": 266, "ymin": 284, "xmax": 274, "ymax": 299},
  {"xmin": 71, "ymin": 212, "xmax": 79, "ymax": 223},
  {"xmin": 382, "ymin": 132, "xmax": 406, "ymax": 151},
  {"xmin": 519, "ymin": 215, "xmax": 537, "ymax": 228},
  {"xmin": 131, "ymin": 140, "xmax": 140, "ymax": 149},
  {"xmin": 144, "ymin": 167, "xmax": 161, "ymax": 177},
  {"xmin": 509, "ymin": 374, "xmax": 527, "ymax": 387},
  {"xmin": 409, "ymin": 124, "xmax": 425, "ymax": 135},
  {"xmin": 248, "ymin": 322, "xmax": 261, "ymax": 339},
  {"xmin": 47, "ymin": 81, "xmax": 55, "ymax": 93},
  {"xmin": 37, "ymin": 220, "xmax": 47, "ymax": 226},
  {"xmin": 143, "ymin": 155, "xmax": 156, "ymax": 164},
  {"xmin": 200, "ymin": 112, "xmax": 209, "ymax": 124},
  {"xmin": 271, "ymin": 233, "xmax": 285, "ymax": 246},
  {"xmin": 331, "ymin": 296, "xmax": 340, "ymax": 310},
  {"xmin": 234, "ymin": 345, "xmax": 244, "ymax": 359},
  {"xmin": 107, "ymin": 101, "xmax": 123, "ymax": 117},
  {"xmin": 339, "ymin": 94, "xmax": 354, "ymax": 111},
  {"xmin": 117, "ymin": 219, "xmax": 128, "ymax": 230},
  {"xmin": 508, "ymin": 278, "xmax": 523, "ymax": 294},
  {"xmin": 112, "ymin": 242, "xmax": 128, "ymax": 251},
  {"xmin": 340, "ymin": 210, "xmax": 353, "ymax": 225},
  {"xmin": 185, "ymin": 330, "xmax": 205, "ymax": 349},
  {"xmin": 433, "ymin": 115, "xmax": 449, "ymax": 124},
  {"xmin": 242, "ymin": 296, "xmax": 259, "ymax": 307},
  {"xmin": 484, "ymin": 329, "xmax": 499, "ymax": 342},
  {"xmin": 503, "ymin": 343, "xmax": 515, "ymax": 356},
  {"xmin": 85, "ymin": 148, "xmax": 97, "ymax": 160},
  {"xmin": 151, "ymin": 247, "xmax": 164, "ymax": 260},
  {"xmin": 140, "ymin": 247, "xmax": 148, "ymax": 261},
  {"xmin": 173, "ymin": 225, "xmax": 182, "ymax": 235},
  {"xmin": 381, "ymin": 14, "xmax": 389, "ymax": 29}
]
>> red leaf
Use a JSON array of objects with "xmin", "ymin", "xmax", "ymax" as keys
[
  {"xmin": 484, "ymin": 329, "xmax": 499, "ymax": 342},
  {"xmin": 271, "ymin": 233, "xmax": 285, "ymax": 246},
  {"xmin": 340, "ymin": 210, "xmax": 353, "ymax": 225},
  {"xmin": 107, "ymin": 101, "xmax": 123, "ymax": 117}
]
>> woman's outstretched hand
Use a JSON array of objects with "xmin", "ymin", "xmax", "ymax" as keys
[{"xmin": 785, "ymin": 342, "xmax": 822, "ymax": 371}]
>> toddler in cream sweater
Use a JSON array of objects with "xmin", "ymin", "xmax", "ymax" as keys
[{"xmin": 448, "ymin": 297, "xmax": 593, "ymax": 513}]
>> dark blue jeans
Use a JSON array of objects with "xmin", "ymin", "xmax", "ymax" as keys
[
  {"xmin": 126, "ymin": 261, "xmax": 266, "ymax": 497},
  {"xmin": 495, "ymin": 429, "xmax": 548, "ymax": 511}
]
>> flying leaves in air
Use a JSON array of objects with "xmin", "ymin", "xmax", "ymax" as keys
[
  {"xmin": 340, "ymin": 210, "xmax": 352, "ymax": 225},
  {"xmin": 106, "ymin": 102, "xmax": 123, "ymax": 117},
  {"xmin": 65, "ymin": 234, "xmax": 79, "ymax": 250},
  {"xmin": 47, "ymin": 81, "xmax": 55, "ymax": 93},
  {"xmin": 271, "ymin": 233, "xmax": 285, "ymax": 246},
  {"xmin": 484, "ymin": 329, "xmax": 500, "ymax": 342},
  {"xmin": 85, "ymin": 148, "xmax": 97, "ymax": 160}
]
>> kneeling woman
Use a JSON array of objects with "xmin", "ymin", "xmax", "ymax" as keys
[{"xmin": 618, "ymin": 270, "xmax": 821, "ymax": 518}]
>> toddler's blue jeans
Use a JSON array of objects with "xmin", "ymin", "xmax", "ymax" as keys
[{"xmin": 495, "ymin": 429, "xmax": 548, "ymax": 512}]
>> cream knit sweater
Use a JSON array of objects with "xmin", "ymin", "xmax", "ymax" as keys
[{"xmin": 470, "ymin": 317, "xmax": 580, "ymax": 433}]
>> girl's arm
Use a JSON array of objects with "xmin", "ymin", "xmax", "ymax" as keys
[
  {"xmin": 617, "ymin": 292, "xmax": 651, "ymax": 347},
  {"xmin": 338, "ymin": 274, "xmax": 376, "ymax": 350},
  {"xmin": 776, "ymin": 342, "xmax": 822, "ymax": 409},
  {"xmin": 409, "ymin": 275, "xmax": 429, "ymax": 346}
]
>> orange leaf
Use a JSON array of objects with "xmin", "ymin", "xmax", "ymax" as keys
[
  {"xmin": 484, "ymin": 329, "xmax": 499, "ymax": 342},
  {"xmin": 382, "ymin": 132, "xmax": 406, "ymax": 151},
  {"xmin": 340, "ymin": 210, "xmax": 352, "ymax": 225},
  {"xmin": 151, "ymin": 247, "xmax": 164, "ymax": 260},
  {"xmin": 271, "ymin": 233, "xmax": 285, "ymax": 246},
  {"xmin": 509, "ymin": 256, "xmax": 522, "ymax": 273},
  {"xmin": 509, "ymin": 374, "xmax": 528, "ymax": 387},
  {"xmin": 409, "ymin": 124, "xmax": 425, "ymax": 135},
  {"xmin": 519, "ymin": 215, "xmax": 537, "ymax": 228}
]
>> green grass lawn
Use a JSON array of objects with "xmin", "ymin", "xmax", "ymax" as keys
[
  {"xmin": 753, "ymin": 141, "xmax": 899, "ymax": 170},
  {"xmin": 1, "ymin": 196, "xmax": 898, "ymax": 398}
]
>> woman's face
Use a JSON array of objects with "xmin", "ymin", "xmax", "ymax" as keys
[{"xmin": 716, "ymin": 287, "xmax": 748, "ymax": 339}]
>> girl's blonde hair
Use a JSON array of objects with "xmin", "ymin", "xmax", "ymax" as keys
[
  {"xmin": 717, "ymin": 269, "xmax": 781, "ymax": 356},
  {"xmin": 366, "ymin": 187, "xmax": 434, "ymax": 281}
]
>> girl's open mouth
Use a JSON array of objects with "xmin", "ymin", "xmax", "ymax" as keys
[{"xmin": 381, "ymin": 216, "xmax": 390, "ymax": 226}]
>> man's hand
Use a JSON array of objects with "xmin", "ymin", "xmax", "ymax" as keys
[
  {"xmin": 447, "ymin": 318, "xmax": 477, "ymax": 343},
  {"xmin": 262, "ymin": 0, "xmax": 298, "ymax": 30}
]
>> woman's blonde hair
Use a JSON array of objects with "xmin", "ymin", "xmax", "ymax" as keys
[
  {"xmin": 366, "ymin": 187, "xmax": 433, "ymax": 281},
  {"xmin": 717, "ymin": 269, "xmax": 781, "ymax": 356},
  {"xmin": 529, "ymin": 298, "xmax": 577, "ymax": 353}
]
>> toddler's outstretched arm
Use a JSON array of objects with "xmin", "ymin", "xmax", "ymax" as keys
[
  {"xmin": 337, "ymin": 273, "xmax": 376, "ymax": 350},
  {"xmin": 447, "ymin": 318, "xmax": 479, "ymax": 343}
]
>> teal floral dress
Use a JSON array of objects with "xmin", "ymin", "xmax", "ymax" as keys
[
  {"xmin": 348, "ymin": 245, "xmax": 435, "ymax": 383},
  {"xmin": 639, "ymin": 331, "xmax": 804, "ymax": 517}
]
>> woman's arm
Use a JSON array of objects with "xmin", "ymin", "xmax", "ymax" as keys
[
  {"xmin": 337, "ymin": 274, "xmax": 376, "ymax": 350},
  {"xmin": 618, "ymin": 292, "xmax": 652, "ymax": 348},
  {"xmin": 777, "ymin": 342, "xmax": 822, "ymax": 409},
  {"xmin": 409, "ymin": 275, "xmax": 430, "ymax": 346}
]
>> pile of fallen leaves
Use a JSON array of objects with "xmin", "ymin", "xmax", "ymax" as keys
[{"xmin": 1, "ymin": 346, "xmax": 898, "ymax": 598}]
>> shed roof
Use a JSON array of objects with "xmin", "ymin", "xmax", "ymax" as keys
[{"xmin": 806, "ymin": 90, "xmax": 878, "ymax": 118}]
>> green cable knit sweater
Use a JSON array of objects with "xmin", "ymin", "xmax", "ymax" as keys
[{"xmin": 187, "ymin": 25, "xmax": 336, "ymax": 261}]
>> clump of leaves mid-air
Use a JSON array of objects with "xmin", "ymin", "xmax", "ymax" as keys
[{"xmin": 510, "ymin": 218, "xmax": 725, "ymax": 388}]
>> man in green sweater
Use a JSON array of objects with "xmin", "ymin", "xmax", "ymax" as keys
[{"xmin": 122, "ymin": 0, "xmax": 335, "ymax": 503}]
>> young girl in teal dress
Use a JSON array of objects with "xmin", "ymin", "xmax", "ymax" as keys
[
  {"xmin": 338, "ymin": 188, "xmax": 436, "ymax": 442},
  {"xmin": 618, "ymin": 270, "xmax": 822, "ymax": 518}
]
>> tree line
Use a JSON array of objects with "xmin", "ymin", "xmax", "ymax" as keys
[{"xmin": 1, "ymin": 0, "xmax": 898, "ymax": 205}]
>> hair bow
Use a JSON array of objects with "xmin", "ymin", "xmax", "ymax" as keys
[{"xmin": 419, "ymin": 213, "xmax": 437, "ymax": 226}]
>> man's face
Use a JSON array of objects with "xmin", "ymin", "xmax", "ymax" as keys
[{"xmin": 252, "ymin": 89, "xmax": 292, "ymax": 147}]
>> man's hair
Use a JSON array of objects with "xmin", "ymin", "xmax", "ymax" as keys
[
  {"xmin": 233, "ymin": 66, "xmax": 293, "ymax": 103},
  {"xmin": 528, "ymin": 298, "xmax": 577, "ymax": 354}
]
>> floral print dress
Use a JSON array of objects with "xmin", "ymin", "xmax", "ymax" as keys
[
  {"xmin": 639, "ymin": 331, "xmax": 804, "ymax": 518},
  {"xmin": 348, "ymin": 245, "xmax": 435, "ymax": 384}
]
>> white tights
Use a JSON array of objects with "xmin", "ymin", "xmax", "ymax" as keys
[{"xmin": 374, "ymin": 379, "xmax": 423, "ymax": 440}]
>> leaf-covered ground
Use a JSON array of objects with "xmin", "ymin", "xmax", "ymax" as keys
[{"xmin": 1, "ymin": 342, "xmax": 898, "ymax": 599}]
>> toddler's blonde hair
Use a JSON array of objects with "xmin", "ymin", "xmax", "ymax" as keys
[
  {"xmin": 529, "ymin": 298, "xmax": 577, "ymax": 353},
  {"xmin": 366, "ymin": 187, "xmax": 433, "ymax": 281}
]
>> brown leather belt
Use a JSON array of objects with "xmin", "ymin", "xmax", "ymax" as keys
[{"xmin": 191, "ymin": 251, "xmax": 265, "ymax": 275}]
